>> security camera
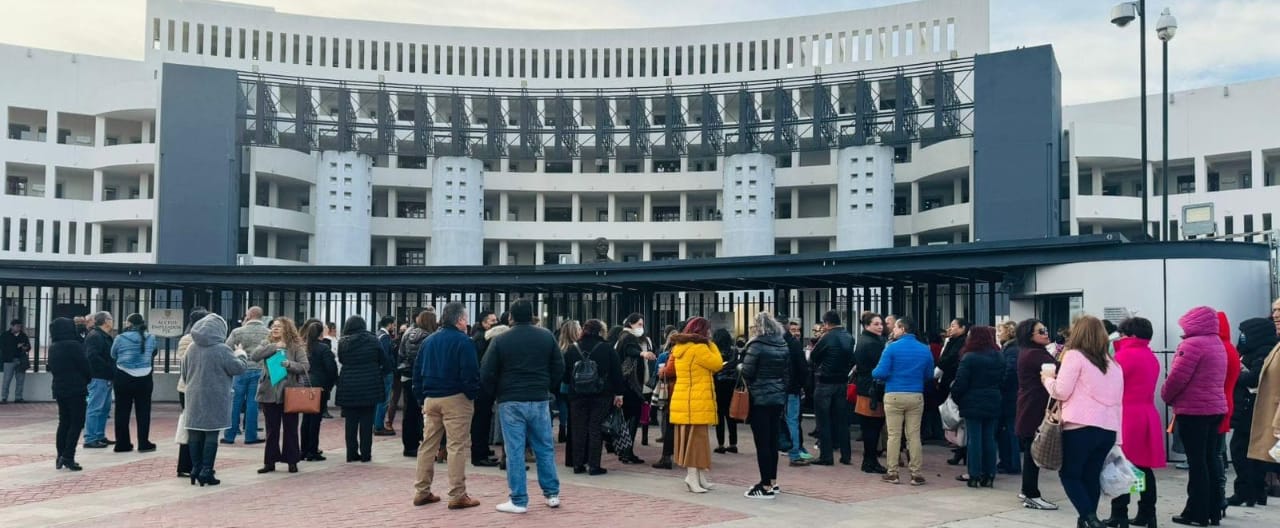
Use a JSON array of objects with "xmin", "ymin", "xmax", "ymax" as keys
[{"xmin": 1110, "ymin": 3, "xmax": 1138, "ymax": 27}]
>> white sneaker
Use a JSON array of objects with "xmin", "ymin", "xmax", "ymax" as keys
[
  {"xmin": 546, "ymin": 496, "xmax": 560, "ymax": 508},
  {"xmin": 496, "ymin": 501, "xmax": 528, "ymax": 514},
  {"xmin": 1022, "ymin": 496, "xmax": 1059, "ymax": 510}
]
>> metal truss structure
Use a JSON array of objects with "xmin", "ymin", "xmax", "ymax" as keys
[{"xmin": 238, "ymin": 57, "xmax": 974, "ymax": 161}]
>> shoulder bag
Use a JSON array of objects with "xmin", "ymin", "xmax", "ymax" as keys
[
  {"xmin": 729, "ymin": 368, "xmax": 750, "ymax": 421},
  {"xmin": 284, "ymin": 371, "xmax": 323, "ymax": 415},
  {"xmin": 1030, "ymin": 399, "xmax": 1063, "ymax": 471}
]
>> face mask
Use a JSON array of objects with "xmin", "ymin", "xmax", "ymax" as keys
[{"xmin": 630, "ymin": 327, "xmax": 645, "ymax": 338}]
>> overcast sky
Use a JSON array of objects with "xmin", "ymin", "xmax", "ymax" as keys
[{"xmin": 2, "ymin": 0, "xmax": 1277, "ymax": 105}]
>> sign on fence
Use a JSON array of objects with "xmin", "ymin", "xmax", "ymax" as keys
[{"xmin": 149, "ymin": 308, "xmax": 185, "ymax": 338}]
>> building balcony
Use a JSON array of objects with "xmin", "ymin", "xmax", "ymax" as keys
[
  {"xmin": 371, "ymin": 216, "xmax": 429, "ymax": 238},
  {"xmin": 1074, "ymin": 195, "xmax": 1143, "ymax": 222},
  {"xmin": 250, "ymin": 205, "xmax": 314, "ymax": 234},
  {"xmin": 898, "ymin": 202, "xmax": 971, "ymax": 235},
  {"xmin": 483, "ymin": 219, "xmax": 722, "ymax": 242},
  {"xmin": 776, "ymin": 217, "xmax": 836, "ymax": 238}
]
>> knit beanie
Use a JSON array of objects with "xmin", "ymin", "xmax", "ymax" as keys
[{"xmin": 1237, "ymin": 317, "xmax": 1277, "ymax": 355}]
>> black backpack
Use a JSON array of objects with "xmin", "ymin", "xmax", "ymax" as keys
[{"xmin": 572, "ymin": 344, "xmax": 606, "ymax": 395}]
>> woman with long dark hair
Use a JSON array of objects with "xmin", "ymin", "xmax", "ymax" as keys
[
  {"xmin": 614, "ymin": 313, "xmax": 654, "ymax": 464},
  {"xmin": 851, "ymin": 311, "xmax": 887, "ymax": 474},
  {"xmin": 939, "ymin": 317, "xmax": 970, "ymax": 466},
  {"xmin": 951, "ymin": 325, "xmax": 1005, "ymax": 488},
  {"xmin": 1042, "ymin": 316, "xmax": 1124, "ymax": 528},
  {"xmin": 711, "ymin": 328, "xmax": 740, "ymax": 454},
  {"xmin": 250, "ymin": 317, "xmax": 310, "ymax": 474},
  {"xmin": 300, "ymin": 319, "xmax": 338, "ymax": 462},
  {"xmin": 110, "ymin": 313, "xmax": 158, "ymax": 453},
  {"xmin": 336, "ymin": 315, "xmax": 388, "ymax": 462},
  {"xmin": 565, "ymin": 319, "xmax": 624, "ymax": 475},
  {"xmin": 1106, "ymin": 317, "xmax": 1165, "ymax": 527},
  {"xmin": 1014, "ymin": 318, "xmax": 1059, "ymax": 511},
  {"xmin": 397, "ymin": 310, "xmax": 436, "ymax": 458}
]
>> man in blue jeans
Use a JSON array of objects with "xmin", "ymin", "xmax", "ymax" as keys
[
  {"xmin": 223, "ymin": 307, "xmax": 269, "ymax": 444},
  {"xmin": 83, "ymin": 312, "xmax": 116, "ymax": 448},
  {"xmin": 784, "ymin": 320, "xmax": 812, "ymax": 465},
  {"xmin": 480, "ymin": 299, "xmax": 564, "ymax": 514},
  {"xmin": 374, "ymin": 316, "xmax": 398, "ymax": 436}
]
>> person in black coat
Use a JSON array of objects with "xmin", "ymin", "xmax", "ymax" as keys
[
  {"xmin": 781, "ymin": 324, "xmax": 812, "ymax": 465},
  {"xmin": 47, "ymin": 318, "xmax": 91, "ymax": 470},
  {"xmin": 711, "ymin": 328, "xmax": 741, "ymax": 454},
  {"xmin": 740, "ymin": 312, "xmax": 791, "ymax": 498},
  {"xmin": 336, "ymin": 316, "xmax": 388, "ymax": 462},
  {"xmin": 82, "ymin": 313, "xmax": 116, "ymax": 448},
  {"xmin": 938, "ymin": 317, "xmax": 971, "ymax": 466},
  {"xmin": 997, "ymin": 330, "xmax": 1022, "ymax": 475},
  {"xmin": 563, "ymin": 319, "xmax": 625, "ymax": 474},
  {"xmin": 1228, "ymin": 317, "xmax": 1278, "ymax": 506},
  {"xmin": 851, "ymin": 311, "xmax": 888, "ymax": 474},
  {"xmin": 468, "ymin": 310, "xmax": 500, "ymax": 466},
  {"xmin": 809, "ymin": 310, "xmax": 854, "ymax": 465},
  {"xmin": 950, "ymin": 326, "xmax": 1005, "ymax": 488},
  {"xmin": 300, "ymin": 319, "xmax": 339, "ymax": 462},
  {"xmin": 612, "ymin": 313, "xmax": 654, "ymax": 464}
]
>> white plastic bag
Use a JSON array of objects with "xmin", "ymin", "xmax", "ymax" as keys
[
  {"xmin": 174, "ymin": 411, "xmax": 189, "ymax": 445},
  {"xmin": 944, "ymin": 420, "xmax": 967, "ymax": 447},
  {"xmin": 939, "ymin": 397, "xmax": 963, "ymax": 430},
  {"xmin": 1269, "ymin": 439, "xmax": 1280, "ymax": 463},
  {"xmin": 1101, "ymin": 446, "xmax": 1137, "ymax": 497}
]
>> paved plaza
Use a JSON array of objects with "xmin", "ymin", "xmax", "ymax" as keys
[{"xmin": 1, "ymin": 402, "xmax": 1277, "ymax": 527}]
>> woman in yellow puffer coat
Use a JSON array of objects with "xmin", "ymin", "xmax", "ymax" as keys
[{"xmin": 669, "ymin": 316, "xmax": 724, "ymax": 493}]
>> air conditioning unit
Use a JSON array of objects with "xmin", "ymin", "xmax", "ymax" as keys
[{"xmin": 557, "ymin": 254, "xmax": 576, "ymax": 265}]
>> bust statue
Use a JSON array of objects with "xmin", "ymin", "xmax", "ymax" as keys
[{"xmin": 593, "ymin": 237, "xmax": 611, "ymax": 263}]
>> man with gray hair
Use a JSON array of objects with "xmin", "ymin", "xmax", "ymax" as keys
[
  {"xmin": 83, "ymin": 312, "xmax": 116, "ymax": 448},
  {"xmin": 222, "ymin": 306, "xmax": 269, "ymax": 445},
  {"xmin": 412, "ymin": 302, "xmax": 481, "ymax": 510}
]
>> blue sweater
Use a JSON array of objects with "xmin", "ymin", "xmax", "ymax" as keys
[
  {"xmin": 413, "ymin": 326, "xmax": 480, "ymax": 401},
  {"xmin": 871, "ymin": 334, "xmax": 935, "ymax": 394},
  {"xmin": 110, "ymin": 331, "xmax": 157, "ymax": 371}
]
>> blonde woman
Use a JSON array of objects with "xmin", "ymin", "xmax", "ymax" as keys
[
  {"xmin": 251, "ymin": 317, "xmax": 310, "ymax": 474},
  {"xmin": 556, "ymin": 320, "xmax": 581, "ymax": 463},
  {"xmin": 669, "ymin": 316, "xmax": 724, "ymax": 493}
]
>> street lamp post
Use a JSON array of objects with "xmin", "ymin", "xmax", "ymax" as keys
[
  {"xmin": 1111, "ymin": 1, "xmax": 1150, "ymax": 239},
  {"xmin": 1157, "ymin": 9, "xmax": 1177, "ymax": 241}
]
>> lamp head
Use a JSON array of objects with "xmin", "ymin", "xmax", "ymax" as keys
[
  {"xmin": 1156, "ymin": 8, "xmax": 1177, "ymax": 41},
  {"xmin": 1110, "ymin": 2, "xmax": 1139, "ymax": 27}
]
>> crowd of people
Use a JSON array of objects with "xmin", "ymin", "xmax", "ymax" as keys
[{"xmin": 23, "ymin": 296, "xmax": 1280, "ymax": 524}]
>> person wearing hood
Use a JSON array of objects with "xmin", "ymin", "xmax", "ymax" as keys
[
  {"xmin": 1247, "ymin": 299, "xmax": 1280, "ymax": 495},
  {"xmin": 181, "ymin": 314, "xmax": 250, "ymax": 486},
  {"xmin": 668, "ymin": 316, "xmax": 724, "ymax": 494},
  {"xmin": 1105, "ymin": 317, "xmax": 1165, "ymax": 528},
  {"xmin": 175, "ymin": 308, "xmax": 210, "ymax": 478},
  {"xmin": 563, "ymin": 319, "xmax": 624, "ymax": 475},
  {"xmin": 1229, "ymin": 317, "xmax": 1277, "ymax": 507},
  {"xmin": 48, "ymin": 317, "xmax": 91, "ymax": 471},
  {"xmin": 852, "ymin": 311, "xmax": 888, "ymax": 474},
  {"xmin": 739, "ymin": 312, "xmax": 791, "ymax": 499},
  {"xmin": 336, "ymin": 315, "xmax": 389, "ymax": 463},
  {"xmin": 1162, "ymin": 306, "xmax": 1228, "ymax": 527},
  {"xmin": 1211, "ymin": 312, "xmax": 1241, "ymax": 519},
  {"xmin": 110, "ymin": 313, "xmax": 158, "ymax": 453}
]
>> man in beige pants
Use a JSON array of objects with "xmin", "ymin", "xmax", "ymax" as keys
[
  {"xmin": 873, "ymin": 316, "xmax": 935, "ymax": 486},
  {"xmin": 412, "ymin": 302, "xmax": 481, "ymax": 510}
]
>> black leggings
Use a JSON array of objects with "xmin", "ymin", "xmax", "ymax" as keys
[
  {"xmin": 750, "ymin": 404, "xmax": 783, "ymax": 485},
  {"xmin": 344, "ymin": 406, "xmax": 375, "ymax": 461},
  {"xmin": 178, "ymin": 393, "xmax": 192, "ymax": 474},
  {"xmin": 113, "ymin": 371, "xmax": 153, "ymax": 448},
  {"xmin": 1020, "ymin": 436, "xmax": 1042, "ymax": 498},
  {"xmin": 1176, "ymin": 414, "xmax": 1224, "ymax": 523},
  {"xmin": 570, "ymin": 395, "xmax": 612, "ymax": 469},
  {"xmin": 714, "ymin": 379, "xmax": 738, "ymax": 447},
  {"xmin": 1112, "ymin": 466, "xmax": 1157, "ymax": 513},
  {"xmin": 402, "ymin": 390, "xmax": 423, "ymax": 455},
  {"xmin": 859, "ymin": 414, "xmax": 885, "ymax": 465},
  {"xmin": 56, "ymin": 395, "xmax": 87, "ymax": 460},
  {"xmin": 1230, "ymin": 421, "xmax": 1268, "ymax": 503},
  {"xmin": 300, "ymin": 390, "xmax": 330, "ymax": 457}
]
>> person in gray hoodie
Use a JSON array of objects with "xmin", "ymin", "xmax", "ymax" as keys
[{"xmin": 182, "ymin": 313, "xmax": 250, "ymax": 486}]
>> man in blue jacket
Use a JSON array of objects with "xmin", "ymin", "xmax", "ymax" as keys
[
  {"xmin": 872, "ymin": 316, "xmax": 935, "ymax": 486},
  {"xmin": 412, "ymin": 302, "xmax": 481, "ymax": 511}
]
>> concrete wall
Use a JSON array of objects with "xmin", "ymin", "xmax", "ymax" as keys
[
  {"xmin": 430, "ymin": 157, "xmax": 483, "ymax": 265},
  {"xmin": 973, "ymin": 45, "xmax": 1061, "ymax": 242},
  {"xmin": 313, "ymin": 151, "xmax": 373, "ymax": 265},
  {"xmin": 721, "ymin": 153, "xmax": 776, "ymax": 257},
  {"xmin": 835, "ymin": 145, "xmax": 895, "ymax": 250},
  {"xmin": 155, "ymin": 63, "xmax": 240, "ymax": 265}
]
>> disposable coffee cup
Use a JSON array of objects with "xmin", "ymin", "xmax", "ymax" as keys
[{"xmin": 1041, "ymin": 363, "xmax": 1056, "ymax": 375}]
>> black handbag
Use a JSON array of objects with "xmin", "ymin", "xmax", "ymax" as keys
[{"xmin": 868, "ymin": 380, "xmax": 887, "ymax": 411}]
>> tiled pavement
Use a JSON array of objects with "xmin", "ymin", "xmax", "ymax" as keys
[{"xmin": 1, "ymin": 402, "xmax": 1278, "ymax": 527}]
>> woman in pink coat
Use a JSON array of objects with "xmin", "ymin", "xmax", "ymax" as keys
[
  {"xmin": 1105, "ymin": 317, "xmax": 1165, "ymax": 528},
  {"xmin": 1161, "ymin": 306, "xmax": 1228, "ymax": 527}
]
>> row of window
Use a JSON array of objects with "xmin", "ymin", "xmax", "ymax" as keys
[
  {"xmin": 0, "ymin": 217, "xmax": 137, "ymax": 255},
  {"xmin": 152, "ymin": 16, "xmax": 958, "ymax": 80}
]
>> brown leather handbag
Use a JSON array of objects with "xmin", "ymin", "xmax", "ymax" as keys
[
  {"xmin": 283, "ymin": 373, "xmax": 322, "ymax": 415},
  {"xmin": 729, "ymin": 370, "xmax": 750, "ymax": 421}
]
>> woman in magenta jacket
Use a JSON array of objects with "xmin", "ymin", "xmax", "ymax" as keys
[
  {"xmin": 1161, "ymin": 306, "xmax": 1228, "ymax": 527},
  {"xmin": 1105, "ymin": 317, "xmax": 1165, "ymax": 528}
]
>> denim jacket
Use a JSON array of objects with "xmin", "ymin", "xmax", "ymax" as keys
[{"xmin": 110, "ymin": 330, "xmax": 157, "ymax": 371}]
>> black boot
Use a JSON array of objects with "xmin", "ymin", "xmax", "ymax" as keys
[
  {"xmin": 197, "ymin": 467, "xmax": 221, "ymax": 486},
  {"xmin": 651, "ymin": 456, "xmax": 673, "ymax": 469},
  {"xmin": 1105, "ymin": 503, "xmax": 1129, "ymax": 528},
  {"xmin": 1129, "ymin": 505, "xmax": 1157, "ymax": 527}
]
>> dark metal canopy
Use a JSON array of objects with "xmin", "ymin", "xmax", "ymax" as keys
[{"xmin": 0, "ymin": 236, "xmax": 1264, "ymax": 293}]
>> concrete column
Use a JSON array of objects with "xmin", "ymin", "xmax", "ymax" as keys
[
  {"xmin": 45, "ymin": 166, "xmax": 56, "ymax": 198},
  {"xmin": 46, "ymin": 111, "xmax": 56, "ymax": 143},
  {"xmin": 137, "ymin": 226, "xmax": 148, "ymax": 254},
  {"xmin": 499, "ymin": 192, "xmax": 510, "ymax": 221},
  {"xmin": 790, "ymin": 188, "xmax": 800, "ymax": 218},
  {"xmin": 790, "ymin": 239, "xmax": 799, "ymax": 254},
  {"xmin": 141, "ymin": 120, "xmax": 152, "ymax": 144},
  {"xmin": 679, "ymin": 192, "xmax": 688, "ymax": 221},
  {"xmin": 247, "ymin": 170, "xmax": 258, "ymax": 251},
  {"xmin": 59, "ymin": 221, "xmax": 71, "ymax": 255},
  {"xmin": 94, "ymin": 116, "xmax": 105, "ymax": 147},
  {"xmin": 1068, "ymin": 154, "xmax": 1080, "ymax": 235},
  {"xmin": 953, "ymin": 176, "xmax": 963, "ymax": 205},
  {"xmin": 835, "ymin": 145, "xmax": 894, "ymax": 251},
  {"xmin": 90, "ymin": 224, "xmax": 102, "ymax": 255},
  {"xmin": 642, "ymin": 241, "xmax": 652, "ymax": 261},
  {"xmin": 1091, "ymin": 167, "xmax": 1103, "ymax": 196},
  {"xmin": 911, "ymin": 181, "xmax": 920, "ymax": 213},
  {"xmin": 721, "ymin": 152, "xmax": 776, "ymax": 257},
  {"xmin": 266, "ymin": 231, "xmax": 278, "ymax": 258},
  {"xmin": 571, "ymin": 193, "xmax": 581, "ymax": 222},
  {"xmin": 498, "ymin": 240, "xmax": 509, "ymax": 265},
  {"xmin": 569, "ymin": 241, "xmax": 580, "ymax": 264},
  {"xmin": 607, "ymin": 194, "xmax": 617, "ymax": 222},
  {"xmin": 1253, "ymin": 150, "xmax": 1265, "ymax": 189},
  {"xmin": 268, "ymin": 180, "xmax": 279, "ymax": 208},
  {"xmin": 536, "ymin": 192, "xmax": 545, "ymax": 222},
  {"xmin": 952, "ymin": 231, "xmax": 963, "ymax": 244},
  {"xmin": 643, "ymin": 193, "xmax": 652, "ymax": 222},
  {"xmin": 1193, "ymin": 156, "xmax": 1207, "ymax": 196},
  {"xmin": 910, "ymin": 234, "xmax": 919, "ymax": 246},
  {"xmin": 608, "ymin": 241, "xmax": 616, "ymax": 260},
  {"xmin": 140, "ymin": 173, "xmax": 151, "ymax": 200},
  {"xmin": 386, "ymin": 237, "xmax": 397, "ymax": 266},
  {"xmin": 388, "ymin": 188, "xmax": 399, "ymax": 218},
  {"xmin": 678, "ymin": 241, "xmax": 687, "ymax": 259},
  {"xmin": 535, "ymin": 241, "xmax": 545, "ymax": 264}
]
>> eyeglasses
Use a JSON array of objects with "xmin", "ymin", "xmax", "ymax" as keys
[{"xmin": 1035, "ymin": 328, "xmax": 1049, "ymax": 336}]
